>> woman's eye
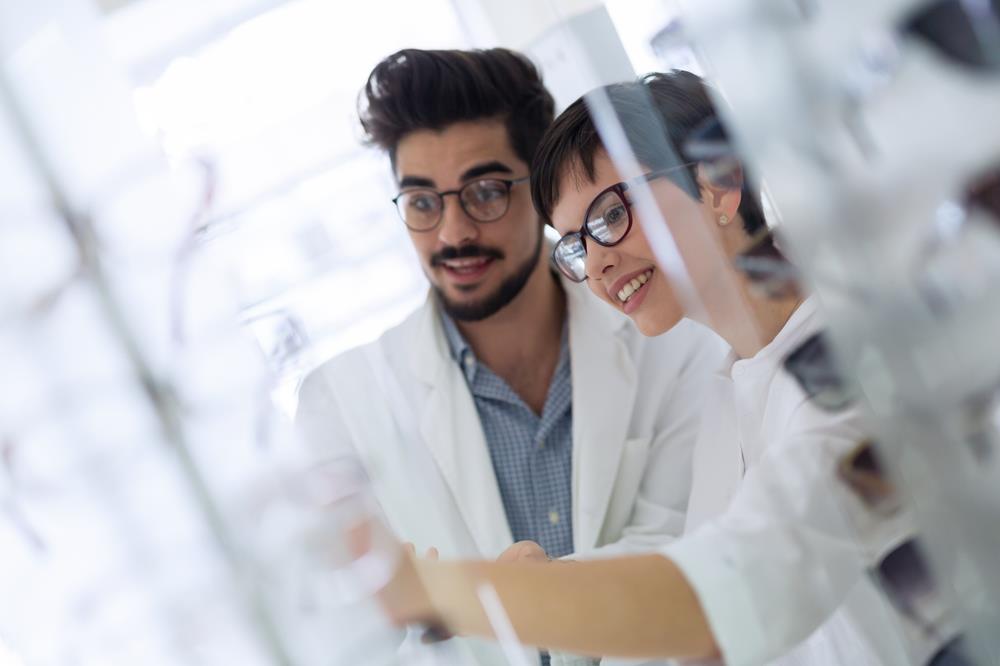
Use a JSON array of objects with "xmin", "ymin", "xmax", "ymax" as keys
[{"xmin": 604, "ymin": 204, "xmax": 627, "ymax": 225}]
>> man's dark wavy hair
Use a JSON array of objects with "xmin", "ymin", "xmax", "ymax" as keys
[{"xmin": 359, "ymin": 48, "xmax": 555, "ymax": 170}]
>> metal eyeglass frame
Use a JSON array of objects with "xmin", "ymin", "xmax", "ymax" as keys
[{"xmin": 391, "ymin": 176, "xmax": 530, "ymax": 232}]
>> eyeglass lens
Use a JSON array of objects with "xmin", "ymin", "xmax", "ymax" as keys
[{"xmin": 396, "ymin": 179, "xmax": 512, "ymax": 230}]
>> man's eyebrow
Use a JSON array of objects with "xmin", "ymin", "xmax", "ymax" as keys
[
  {"xmin": 397, "ymin": 162, "xmax": 514, "ymax": 189},
  {"xmin": 461, "ymin": 161, "xmax": 514, "ymax": 181},
  {"xmin": 398, "ymin": 175, "xmax": 435, "ymax": 189}
]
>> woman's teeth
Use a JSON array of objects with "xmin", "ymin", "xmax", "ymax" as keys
[{"xmin": 617, "ymin": 269, "xmax": 652, "ymax": 303}]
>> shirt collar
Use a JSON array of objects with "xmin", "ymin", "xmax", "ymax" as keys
[
  {"xmin": 439, "ymin": 309, "xmax": 572, "ymax": 387},
  {"xmin": 439, "ymin": 310, "xmax": 477, "ymax": 382}
]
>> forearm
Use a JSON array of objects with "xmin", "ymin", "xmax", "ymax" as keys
[{"xmin": 419, "ymin": 554, "xmax": 719, "ymax": 660}]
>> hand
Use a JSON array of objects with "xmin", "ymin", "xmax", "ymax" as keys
[
  {"xmin": 346, "ymin": 522, "xmax": 442, "ymax": 628},
  {"xmin": 403, "ymin": 544, "xmax": 454, "ymax": 643},
  {"xmin": 497, "ymin": 540, "xmax": 549, "ymax": 563},
  {"xmin": 404, "ymin": 542, "xmax": 440, "ymax": 560}
]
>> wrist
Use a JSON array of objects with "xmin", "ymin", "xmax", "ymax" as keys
[{"xmin": 417, "ymin": 560, "xmax": 491, "ymax": 637}]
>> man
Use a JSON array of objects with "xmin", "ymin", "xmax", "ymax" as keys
[{"xmin": 296, "ymin": 49, "xmax": 722, "ymax": 665}]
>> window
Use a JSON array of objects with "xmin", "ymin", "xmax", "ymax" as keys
[{"xmin": 110, "ymin": 0, "xmax": 468, "ymax": 413}]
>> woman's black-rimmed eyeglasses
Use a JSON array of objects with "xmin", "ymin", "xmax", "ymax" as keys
[
  {"xmin": 551, "ymin": 165, "xmax": 692, "ymax": 283},
  {"xmin": 392, "ymin": 176, "xmax": 530, "ymax": 232}
]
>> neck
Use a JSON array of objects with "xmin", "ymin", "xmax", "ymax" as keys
[
  {"xmin": 704, "ymin": 271, "xmax": 804, "ymax": 360},
  {"xmin": 455, "ymin": 255, "xmax": 567, "ymax": 375}
]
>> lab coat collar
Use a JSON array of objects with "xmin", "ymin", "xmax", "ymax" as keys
[
  {"xmin": 726, "ymin": 297, "xmax": 821, "ymax": 378},
  {"xmin": 410, "ymin": 291, "xmax": 454, "ymax": 385},
  {"xmin": 562, "ymin": 276, "xmax": 637, "ymax": 551},
  {"xmin": 408, "ymin": 292, "xmax": 513, "ymax": 556}
]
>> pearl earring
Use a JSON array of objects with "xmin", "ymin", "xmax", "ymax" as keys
[{"xmin": 719, "ymin": 214, "xmax": 730, "ymax": 226}]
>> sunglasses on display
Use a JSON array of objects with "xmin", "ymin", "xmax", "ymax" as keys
[
  {"xmin": 734, "ymin": 229, "xmax": 800, "ymax": 299},
  {"xmin": 966, "ymin": 168, "xmax": 1000, "ymax": 221},
  {"xmin": 874, "ymin": 538, "xmax": 956, "ymax": 643},
  {"xmin": 837, "ymin": 441, "xmax": 972, "ymax": 664},
  {"xmin": 902, "ymin": 0, "xmax": 1000, "ymax": 73},
  {"xmin": 837, "ymin": 438, "xmax": 900, "ymax": 517},
  {"xmin": 958, "ymin": 394, "xmax": 1000, "ymax": 464},
  {"xmin": 927, "ymin": 637, "xmax": 975, "ymax": 666},
  {"xmin": 783, "ymin": 331, "xmax": 858, "ymax": 412},
  {"xmin": 684, "ymin": 116, "xmax": 744, "ymax": 190}
]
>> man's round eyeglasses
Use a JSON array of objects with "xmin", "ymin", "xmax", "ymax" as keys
[{"xmin": 392, "ymin": 176, "xmax": 530, "ymax": 232}]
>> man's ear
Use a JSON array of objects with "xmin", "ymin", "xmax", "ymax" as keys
[{"xmin": 697, "ymin": 162, "xmax": 743, "ymax": 221}]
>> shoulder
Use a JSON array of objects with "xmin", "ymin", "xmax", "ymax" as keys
[
  {"xmin": 632, "ymin": 319, "xmax": 729, "ymax": 380},
  {"xmin": 299, "ymin": 298, "xmax": 434, "ymax": 400},
  {"xmin": 563, "ymin": 281, "xmax": 727, "ymax": 384}
]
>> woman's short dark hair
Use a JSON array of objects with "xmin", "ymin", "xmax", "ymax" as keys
[
  {"xmin": 530, "ymin": 70, "xmax": 767, "ymax": 237},
  {"xmin": 359, "ymin": 48, "xmax": 555, "ymax": 169}
]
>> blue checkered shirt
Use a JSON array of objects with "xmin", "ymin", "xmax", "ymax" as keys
[{"xmin": 440, "ymin": 314, "xmax": 575, "ymax": 559}]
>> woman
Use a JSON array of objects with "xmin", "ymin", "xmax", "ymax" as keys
[{"xmin": 356, "ymin": 72, "xmax": 941, "ymax": 665}]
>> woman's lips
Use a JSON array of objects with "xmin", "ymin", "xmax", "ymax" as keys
[{"xmin": 609, "ymin": 267, "xmax": 655, "ymax": 315}]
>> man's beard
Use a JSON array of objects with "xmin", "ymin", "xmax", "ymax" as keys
[{"xmin": 431, "ymin": 228, "xmax": 544, "ymax": 323}]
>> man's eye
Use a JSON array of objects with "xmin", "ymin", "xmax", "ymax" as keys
[
  {"xmin": 471, "ymin": 185, "xmax": 505, "ymax": 203},
  {"xmin": 409, "ymin": 195, "xmax": 437, "ymax": 212}
]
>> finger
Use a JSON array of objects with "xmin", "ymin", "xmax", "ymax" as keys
[
  {"xmin": 404, "ymin": 542, "xmax": 416, "ymax": 557},
  {"xmin": 426, "ymin": 546, "xmax": 439, "ymax": 560},
  {"xmin": 497, "ymin": 541, "xmax": 527, "ymax": 563}
]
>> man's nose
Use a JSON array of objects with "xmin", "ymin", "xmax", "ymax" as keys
[{"xmin": 437, "ymin": 194, "xmax": 478, "ymax": 247}]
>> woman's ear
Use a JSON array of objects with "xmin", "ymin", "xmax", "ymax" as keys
[{"xmin": 697, "ymin": 162, "xmax": 743, "ymax": 227}]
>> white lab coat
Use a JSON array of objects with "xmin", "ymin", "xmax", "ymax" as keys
[
  {"xmin": 296, "ymin": 277, "xmax": 725, "ymax": 666},
  {"xmin": 662, "ymin": 299, "xmax": 951, "ymax": 666}
]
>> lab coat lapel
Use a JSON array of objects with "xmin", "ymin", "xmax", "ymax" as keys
[
  {"xmin": 409, "ymin": 297, "xmax": 514, "ymax": 557},
  {"xmin": 565, "ymin": 280, "xmax": 637, "ymax": 551}
]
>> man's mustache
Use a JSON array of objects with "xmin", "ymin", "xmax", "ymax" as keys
[{"xmin": 430, "ymin": 245, "xmax": 504, "ymax": 267}]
